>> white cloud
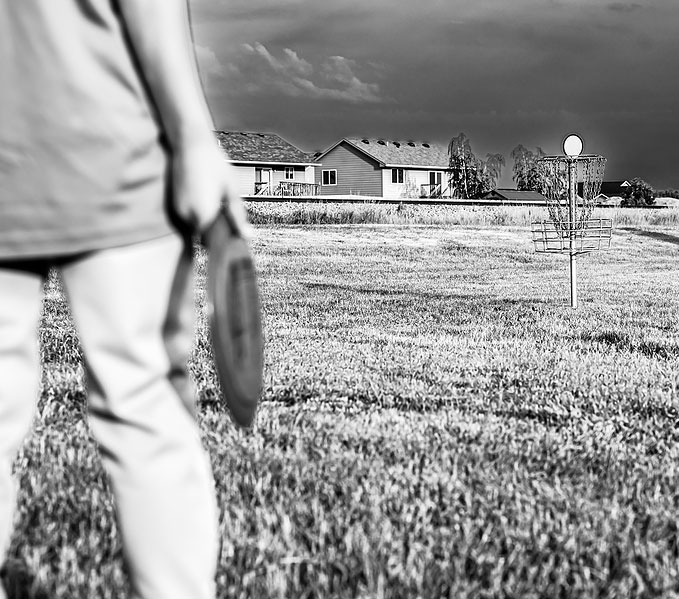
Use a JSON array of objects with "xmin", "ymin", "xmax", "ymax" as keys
[
  {"xmin": 242, "ymin": 43, "xmax": 313, "ymax": 79},
  {"xmin": 240, "ymin": 43, "xmax": 383, "ymax": 103},
  {"xmin": 195, "ymin": 44, "xmax": 226, "ymax": 81}
]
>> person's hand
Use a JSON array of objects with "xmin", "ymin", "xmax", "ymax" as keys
[{"xmin": 172, "ymin": 141, "xmax": 250, "ymax": 237}]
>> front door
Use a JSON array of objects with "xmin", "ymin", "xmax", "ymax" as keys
[
  {"xmin": 256, "ymin": 168, "xmax": 273, "ymax": 195},
  {"xmin": 429, "ymin": 172, "xmax": 442, "ymax": 197}
]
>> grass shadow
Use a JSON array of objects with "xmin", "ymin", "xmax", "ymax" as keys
[
  {"xmin": 582, "ymin": 330, "xmax": 679, "ymax": 359},
  {"xmin": 619, "ymin": 227, "xmax": 679, "ymax": 247},
  {"xmin": 490, "ymin": 405, "xmax": 572, "ymax": 428},
  {"xmin": 266, "ymin": 387, "xmax": 463, "ymax": 413},
  {"xmin": 303, "ymin": 281, "xmax": 554, "ymax": 306},
  {"xmin": 304, "ymin": 281, "xmax": 460, "ymax": 301}
]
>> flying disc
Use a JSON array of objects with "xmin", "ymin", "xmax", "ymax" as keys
[{"xmin": 203, "ymin": 208, "xmax": 263, "ymax": 428}]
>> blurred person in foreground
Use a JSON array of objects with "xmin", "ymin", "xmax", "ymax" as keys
[{"xmin": 0, "ymin": 1, "xmax": 247, "ymax": 598}]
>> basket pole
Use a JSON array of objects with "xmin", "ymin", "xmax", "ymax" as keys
[
  {"xmin": 533, "ymin": 144, "xmax": 609, "ymax": 306},
  {"xmin": 568, "ymin": 159, "xmax": 578, "ymax": 308}
]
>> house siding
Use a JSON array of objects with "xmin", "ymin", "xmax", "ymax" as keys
[
  {"xmin": 382, "ymin": 168, "xmax": 450, "ymax": 199},
  {"xmin": 315, "ymin": 142, "xmax": 382, "ymax": 196},
  {"xmin": 270, "ymin": 166, "xmax": 303, "ymax": 187},
  {"xmin": 232, "ymin": 165, "xmax": 256, "ymax": 197},
  {"xmin": 231, "ymin": 163, "xmax": 315, "ymax": 196}
]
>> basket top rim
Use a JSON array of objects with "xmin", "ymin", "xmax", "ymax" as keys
[{"xmin": 539, "ymin": 154, "xmax": 605, "ymax": 162}]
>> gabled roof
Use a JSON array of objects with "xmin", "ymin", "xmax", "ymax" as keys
[
  {"xmin": 483, "ymin": 189, "xmax": 548, "ymax": 202},
  {"xmin": 214, "ymin": 131, "xmax": 314, "ymax": 165},
  {"xmin": 316, "ymin": 138, "xmax": 450, "ymax": 169}
]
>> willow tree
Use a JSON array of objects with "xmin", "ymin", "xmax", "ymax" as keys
[
  {"xmin": 448, "ymin": 133, "xmax": 504, "ymax": 199},
  {"xmin": 511, "ymin": 144, "xmax": 547, "ymax": 191}
]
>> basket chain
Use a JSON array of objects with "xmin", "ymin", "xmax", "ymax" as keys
[{"xmin": 540, "ymin": 156, "xmax": 606, "ymax": 235}]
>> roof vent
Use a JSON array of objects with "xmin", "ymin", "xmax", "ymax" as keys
[
  {"xmin": 422, "ymin": 143, "xmax": 430, "ymax": 148},
  {"xmin": 407, "ymin": 142, "xmax": 415, "ymax": 147},
  {"xmin": 393, "ymin": 141, "xmax": 400, "ymax": 148},
  {"xmin": 361, "ymin": 139, "xmax": 370, "ymax": 144},
  {"xmin": 377, "ymin": 139, "xmax": 386, "ymax": 145}
]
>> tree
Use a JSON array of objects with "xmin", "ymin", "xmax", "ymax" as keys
[
  {"xmin": 621, "ymin": 177, "xmax": 656, "ymax": 207},
  {"xmin": 400, "ymin": 175, "xmax": 420, "ymax": 199},
  {"xmin": 448, "ymin": 133, "xmax": 476, "ymax": 199},
  {"xmin": 483, "ymin": 153, "xmax": 506, "ymax": 195},
  {"xmin": 511, "ymin": 144, "xmax": 546, "ymax": 191},
  {"xmin": 657, "ymin": 188, "xmax": 679, "ymax": 199},
  {"xmin": 448, "ymin": 133, "xmax": 504, "ymax": 199}
]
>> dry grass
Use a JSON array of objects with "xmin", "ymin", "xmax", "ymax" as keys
[{"xmin": 246, "ymin": 200, "xmax": 679, "ymax": 228}]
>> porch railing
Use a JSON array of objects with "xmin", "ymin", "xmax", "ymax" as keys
[
  {"xmin": 254, "ymin": 182, "xmax": 271, "ymax": 195},
  {"xmin": 255, "ymin": 181, "xmax": 320, "ymax": 196},
  {"xmin": 420, "ymin": 183, "xmax": 443, "ymax": 198},
  {"xmin": 276, "ymin": 181, "xmax": 321, "ymax": 197}
]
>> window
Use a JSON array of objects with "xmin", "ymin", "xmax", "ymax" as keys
[
  {"xmin": 285, "ymin": 167, "xmax": 294, "ymax": 180},
  {"xmin": 392, "ymin": 168, "xmax": 404, "ymax": 184},
  {"xmin": 322, "ymin": 169, "xmax": 337, "ymax": 186}
]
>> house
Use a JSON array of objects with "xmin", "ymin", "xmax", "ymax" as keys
[
  {"xmin": 481, "ymin": 189, "xmax": 548, "ymax": 203},
  {"xmin": 593, "ymin": 180, "xmax": 630, "ymax": 204},
  {"xmin": 313, "ymin": 138, "xmax": 451, "ymax": 199},
  {"xmin": 214, "ymin": 131, "xmax": 318, "ymax": 197},
  {"xmin": 576, "ymin": 180, "xmax": 630, "ymax": 204}
]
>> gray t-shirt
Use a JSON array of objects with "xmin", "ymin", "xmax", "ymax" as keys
[{"xmin": 0, "ymin": 0, "xmax": 175, "ymax": 259}]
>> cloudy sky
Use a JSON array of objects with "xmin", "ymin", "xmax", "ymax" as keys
[{"xmin": 189, "ymin": 0, "xmax": 678, "ymax": 189}]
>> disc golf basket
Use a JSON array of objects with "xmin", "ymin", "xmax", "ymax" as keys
[{"xmin": 531, "ymin": 134, "xmax": 612, "ymax": 308}]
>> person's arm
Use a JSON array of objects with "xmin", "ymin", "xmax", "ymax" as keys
[{"xmin": 116, "ymin": 0, "xmax": 247, "ymax": 234}]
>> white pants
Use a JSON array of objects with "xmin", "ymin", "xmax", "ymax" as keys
[{"xmin": 0, "ymin": 234, "xmax": 218, "ymax": 599}]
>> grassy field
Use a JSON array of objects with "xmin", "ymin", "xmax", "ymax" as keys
[{"xmin": 3, "ymin": 208, "xmax": 679, "ymax": 598}]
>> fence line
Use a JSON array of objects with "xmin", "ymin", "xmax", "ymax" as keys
[
  {"xmin": 243, "ymin": 195, "xmax": 548, "ymax": 207},
  {"xmin": 242, "ymin": 195, "xmax": 672, "ymax": 209}
]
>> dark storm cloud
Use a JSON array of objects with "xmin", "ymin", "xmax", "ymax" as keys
[
  {"xmin": 190, "ymin": 0, "xmax": 679, "ymax": 188},
  {"xmin": 607, "ymin": 2, "xmax": 644, "ymax": 13}
]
